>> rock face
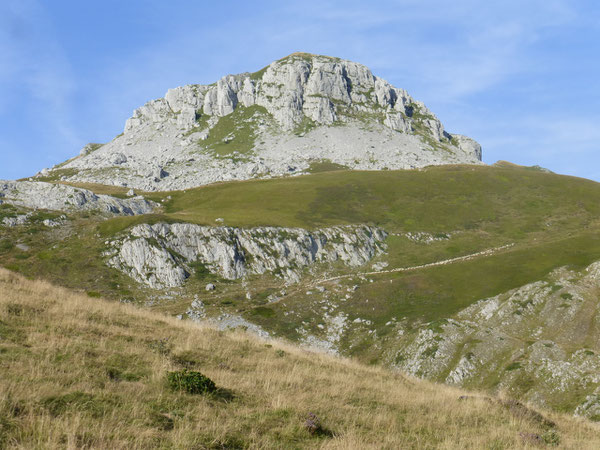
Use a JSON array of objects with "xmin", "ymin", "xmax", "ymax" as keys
[
  {"xmin": 105, "ymin": 223, "xmax": 387, "ymax": 289},
  {"xmin": 2, "ymin": 214, "xmax": 30, "ymax": 227},
  {"xmin": 386, "ymin": 262, "xmax": 600, "ymax": 420},
  {"xmin": 0, "ymin": 181, "xmax": 155, "ymax": 215},
  {"xmin": 48, "ymin": 53, "xmax": 482, "ymax": 191}
]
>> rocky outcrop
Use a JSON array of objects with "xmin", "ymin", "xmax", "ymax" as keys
[
  {"xmin": 451, "ymin": 135, "xmax": 482, "ymax": 161},
  {"xmin": 387, "ymin": 262, "xmax": 600, "ymax": 420},
  {"xmin": 105, "ymin": 223, "xmax": 387, "ymax": 289},
  {"xmin": 2, "ymin": 214, "xmax": 31, "ymax": 227},
  {"xmin": 46, "ymin": 53, "xmax": 482, "ymax": 191},
  {"xmin": 0, "ymin": 181, "xmax": 155, "ymax": 215}
]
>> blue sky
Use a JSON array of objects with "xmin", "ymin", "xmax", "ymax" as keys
[{"xmin": 1, "ymin": 0, "xmax": 599, "ymax": 180}]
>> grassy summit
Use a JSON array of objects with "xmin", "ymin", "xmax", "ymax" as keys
[{"xmin": 1, "ymin": 268, "xmax": 599, "ymax": 448}]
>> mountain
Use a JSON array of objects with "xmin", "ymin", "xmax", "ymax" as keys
[
  {"xmin": 3, "ymin": 267, "xmax": 598, "ymax": 449},
  {"xmin": 35, "ymin": 52, "xmax": 481, "ymax": 191},
  {"xmin": 3, "ymin": 53, "xmax": 600, "ymax": 425}
]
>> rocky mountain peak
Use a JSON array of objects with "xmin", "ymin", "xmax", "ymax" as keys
[
  {"xmin": 151, "ymin": 52, "xmax": 440, "ymax": 135},
  {"xmin": 39, "ymin": 53, "xmax": 483, "ymax": 191}
]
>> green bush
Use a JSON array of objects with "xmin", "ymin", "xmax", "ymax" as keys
[{"xmin": 166, "ymin": 369, "xmax": 216, "ymax": 394}]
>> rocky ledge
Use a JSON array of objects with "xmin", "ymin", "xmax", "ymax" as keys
[
  {"xmin": 104, "ymin": 223, "xmax": 388, "ymax": 288},
  {"xmin": 0, "ymin": 181, "xmax": 155, "ymax": 216},
  {"xmin": 386, "ymin": 261, "xmax": 600, "ymax": 420}
]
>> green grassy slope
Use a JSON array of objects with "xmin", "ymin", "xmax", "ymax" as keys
[
  {"xmin": 92, "ymin": 164, "xmax": 600, "ymax": 324},
  {"xmin": 151, "ymin": 164, "xmax": 600, "ymax": 233},
  {"xmin": 4, "ymin": 164, "xmax": 600, "ymax": 383},
  {"xmin": 3, "ymin": 164, "xmax": 600, "ymax": 317}
]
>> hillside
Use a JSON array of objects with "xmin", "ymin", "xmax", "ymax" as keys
[
  {"xmin": 4, "ymin": 164, "xmax": 600, "ymax": 418},
  {"xmin": 32, "ymin": 53, "xmax": 481, "ymax": 191},
  {"xmin": 1, "ymin": 267, "xmax": 599, "ymax": 449}
]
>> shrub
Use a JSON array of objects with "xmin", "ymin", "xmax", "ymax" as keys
[{"xmin": 166, "ymin": 369, "xmax": 216, "ymax": 394}]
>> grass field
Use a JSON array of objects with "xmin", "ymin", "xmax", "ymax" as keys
[
  {"xmin": 2, "ymin": 268, "xmax": 600, "ymax": 449},
  {"xmin": 89, "ymin": 164, "xmax": 600, "ymax": 328},
  {"xmin": 5, "ymin": 164, "xmax": 600, "ymax": 327},
  {"xmin": 144, "ymin": 164, "xmax": 600, "ymax": 234},
  {"xmin": 4, "ymin": 164, "xmax": 600, "ymax": 404}
]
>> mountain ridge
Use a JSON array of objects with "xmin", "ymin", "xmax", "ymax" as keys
[
  {"xmin": 36, "ymin": 53, "xmax": 481, "ymax": 191},
  {"xmin": 7, "ymin": 53, "xmax": 600, "ymax": 426}
]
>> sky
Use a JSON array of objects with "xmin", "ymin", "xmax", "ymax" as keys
[{"xmin": 1, "ymin": 0, "xmax": 599, "ymax": 181}]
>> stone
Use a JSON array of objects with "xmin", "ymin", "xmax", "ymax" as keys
[
  {"xmin": 0, "ymin": 180, "xmax": 156, "ymax": 216},
  {"xmin": 2, "ymin": 214, "xmax": 30, "ymax": 227},
  {"xmin": 154, "ymin": 166, "xmax": 167, "ymax": 180},
  {"xmin": 111, "ymin": 153, "xmax": 128, "ymax": 165},
  {"xmin": 451, "ymin": 135, "xmax": 482, "ymax": 160},
  {"xmin": 43, "ymin": 218, "xmax": 63, "ymax": 227},
  {"xmin": 205, "ymin": 283, "xmax": 216, "ymax": 291},
  {"xmin": 105, "ymin": 223, "xmax": 388, "ymax": 288},
  {"xmin": 43, "ymin": 53, "xmax": 482, "ymax": 192}
]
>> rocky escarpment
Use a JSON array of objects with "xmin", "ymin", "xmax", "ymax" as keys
[
  {"xmin": 43, "ymin": 53, "xmax": 482, "ymax": 191},
  {"xmin": 384, "ymin": 262, "xmax": 600, "ymax": 420},
  {"xmin": 0, "ymin": 180, "xmax": 155, "ymax": 215},
  {"xmin": 105, "ymin": 223, "xmax": 387, "ymax": 288}
]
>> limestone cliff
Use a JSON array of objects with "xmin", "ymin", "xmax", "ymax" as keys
[
  {"xmin": 43, "ymin": 53, "xmax": 482, "ymax": 191},
  {"xmin": 104, "ymin": 223, "xmax": 387, "ymax": 288}
]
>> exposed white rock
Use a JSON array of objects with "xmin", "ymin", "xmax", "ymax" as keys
[
  {"xmin": 79, "ymin": 143, "xmax": 103, "ymax": 157},
  {"xmin": 209, "ymin": 313, "xmax": 270, "ymax": 339},
  {"xmin": 389, "ymin": 263, "xmax": 600, "ymax": 420},
  {"xmin": 446, "ymin": 355, "xmax": 477, "ymax": 384},
  {"xmin": 105, "ymin": 223, "xmax": 387, "ymax": 288},
  {"xmin": 575, "ymin": 389, "xmax": 600, "ymax": 419},
  {"xmin": 110, "ymin": 237, "xmax": 188, "ymax": 288},
  {"xmin": 403, "ymin": 231, "xmax": 451, "ymax": 244},
  {"xmin": 110, "ymin": 153, "xmax": 127, "ymax": 165},
  {"xmin": 46, "ymin": 53, "xmax": 482, "ymax": 191},
  {"xmin": 452, "ymin": 135, "xmax": 482, "ymax": 160},
  {"xmin": 2, "ymin": 214, "xmax": 30, "ymax": 227},
  {"xmin": 325, "ymin": 312, "xmax": 348, "ymax": 347},
  {"xmin": 300, "ymin": 334, "xmax": 338, "ymax": 355},
  {"xmin": 0, "ymin": 180, "xmax": 155, "ymax": 215},
  {"xmin": 185, "ymin": 297, "xmax": 206, "ymax": 322},
  {"xmin": 43, "ymin": 216, "xmax": 66, "ymax": 227}
]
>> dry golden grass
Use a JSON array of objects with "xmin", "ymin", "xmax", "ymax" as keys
[{"xmin": 1, "ymin": 267, "xmax": 599, "ymax": 449}]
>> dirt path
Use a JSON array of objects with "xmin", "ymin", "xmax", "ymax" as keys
[{"xmin": 312, "ymin": 243, "xmax": 515, "ymax": 286}]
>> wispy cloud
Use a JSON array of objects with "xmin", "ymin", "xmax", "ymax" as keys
[
  {"xmin": 1, "ymin": 0, "xmax": 598, "ymax": 180},
  {"xmin": 0, "ymin": 0, "xmax": 80, "ymax": 171}
]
